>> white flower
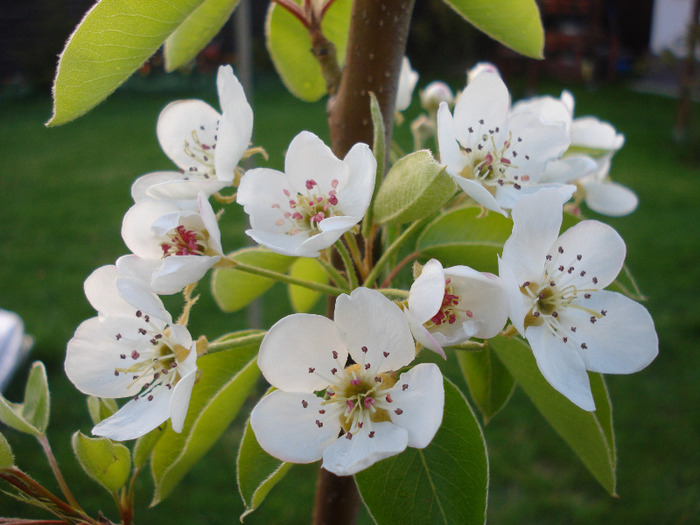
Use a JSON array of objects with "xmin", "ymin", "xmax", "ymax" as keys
[
  {"xmin": 405, "ymin": 259, "xmax": 509, "ymax": 357},
  {"xmin": 498, "ymin": 187, "xmax": 658, "ymax": 411},
  {"xmin": 466, "ymin": 62, "xmax": 500, "ymax": 84},
  {"xmin": 132, "ymin": 65, "xmax": 253, "ymax": 200},
  {"xmin": 420, "ymin": 81, "xmax": 454, "ymax": 114},
  {"xmin": 119, "ymin": 192, "xmax": 223, "ymax": 294},
  {"xmin": 513, "ymin": 90, "xmax": 637, "ymax": 216},
  {"xmin": 65, "ymin": 266, "xmax": 198, "ymax": 440},
  {"xmin": 237, "ymin": 131, "xmax": 376, "ymax": 257},
  {"xmin": 396, "ymin": 56, "xmax": 419, "ymax": 113},
  {"xmin": 250, "ymin": 288, "xmax": 444, "ymax": 476},
  {"xmin": 437, "ymin": 71, "xmax": 571, "ymax": 216}
]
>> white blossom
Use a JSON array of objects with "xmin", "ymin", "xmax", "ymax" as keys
[
  {"xmin": 498, "ymin": 187, "xmax": 658, "ymax": 410},
  {"xmin": 65, "ymin": 266, "xmax": 198, "ymax": 440},
  {"xmin": 119, "ymin": 192, "xmax": 223, "ymax": 294},
  {"xmin": 405, "ymin": 259, "xmax": 509, "ymax": 357},
  {"xmin": 132, "ymin": 65, "xmax": 253, "ymax": 201},
  {"xmin": 250, "ymin": 288, "xmax": 444, "ymax": 476},
  {"xmin": 396, "ymin": 56, "xmax": 419, "ymax": 113},
  {"xmin": 237, "ymin": 131, "xmax": 376, "ymax": 257}
]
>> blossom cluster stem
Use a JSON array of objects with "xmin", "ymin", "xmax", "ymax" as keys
[
  {"xmin": 224, "ymin": 257, "xmax": 342, "ymax": 296},
  {"xmin": 363, "ymin": 219, "xmax": 426, "ymax": 289},
  {"xmin": 342, "ymin": 232, "xmax": 365, "ymax": 278},
  {"xmin": 316, "ymin": 257, "xmax": 351, "ymax": 292},
  {"xmin": 204, "ymin": 331, "xmax": 266, "ymax": 355},
  {"xmin": 334, "ymin": 239, "xmax": 359, "ymax": 290}
]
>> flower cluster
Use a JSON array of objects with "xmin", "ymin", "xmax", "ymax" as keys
[{"xmin": 63, "ymin": 61, "xmax": 657, "ymax": 483}]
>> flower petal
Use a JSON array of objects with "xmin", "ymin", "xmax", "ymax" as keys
[
  {"xmin": 322, "ymin": 422, "xmax": 408, "ymax": 476},
  {"xmin": 122, "ymin": 199, "xmax": 182, "ymax": 258},
  {"xmin": 453, "ymin": 72, "xmax": 510, "ymax": 146},
  {"xmin": 583, "ymin": 180, "xmax": 638, "ymax": 217},
  {"xmin": 251, "ymin": 390, "xmax": 341, "ymax": 464},
  {"xmin": 285, "ymin": 131, "xmax": 347, "ymax": 194},
  {"xmin": 258, "ymin": 313, "xmax": 348, "ymax": 392},
  {"xmin": 337, "ymin": 142, "xmax": 376, "ymax": 217},
  {"xmin": 215, "ymin": 99, "xmax": 253, "ymax": 181},
  {"xmin": 92, "ymin": 388, "xmax": 172, "ymax": 441},
  {"xmin": 150, "ymin": 255, "xmax": 219, "ymax": 295},
  {"xmin": 407, "ymin": 259, "xmax": 446, "ymax": 325},
  {"xmin": 334, "ymin": 288, "xmax": 416, "ymax": 374},
  {"xmin": 568, "ymin": 290, "xmax": 658, "ymax": 374},
  {"xmin": 386, "ymin": 363, "xmax": 444, "ymax": 448},
  {"xmin": 526, "ymin": 326, "xmax": 596, "ymax": 411}
]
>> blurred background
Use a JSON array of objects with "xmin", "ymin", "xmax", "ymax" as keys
[{"xmin": 1, "ymin": 0, "xmax": 699, "ymax": 523}]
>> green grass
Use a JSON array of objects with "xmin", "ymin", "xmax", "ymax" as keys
[{"xmin": 1, "ymin": 73, "xmax": 699, "ymax": 523}]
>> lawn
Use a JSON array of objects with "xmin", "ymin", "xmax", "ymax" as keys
[{"xmin": 1, "ymin": 71, "xmax": 699, "ymax": 523}]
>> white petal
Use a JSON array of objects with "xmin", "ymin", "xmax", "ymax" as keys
[
  {"xmin": 115, "ymin": 255, "xmax": 158, "ymax": 289},
  {"xmin": 543, "ymin": 156, "xmax": 597, "ymax": 184},
  {"xmin": 549, "ymin": 220, "xmax": 625, "ymax": 290},
  {"xmin": 65, "ymin": 318, "xmax": 138, "ymax": 397},
  {"xmin": 571, "ymin": 117, "xmax": 624, "ymax": 151},
  {"xmin": 526, "ymin": 326, "xmax": 596, "ymax": 411},
  {"xmin": 387, "ymin": 363, "xmax": 444, "ymax": 448},
  {"xmin": 116, "ymin": 277, "xmax": 171, "ymax": 323},
  {"xmin": 251, "ymin": 390, "xmax": 341, "ymax": 464},
  {"xmin": 157, "ymin": 99, "xmax": 220, "ymax": 171},
  {"xmin": 334, "ymin": 288, "xmax": 416, "ymax": 374},
  {"xmin": 237, "ymin": 168, "xmax": 291, "ymax": 231},
  {"xmin": 453, "ymin": 72, "xmax": 510, "ymax": 145},
  {"xmin": 437, "ymin": 103, "xmax": 467, "ymax": 174},
  {"xmin": 146, "ymin": 178, "xmax": 228, "ymax": 201},
  {"xmin": 285, "ymin": 131, "xmax": 347, "ymax": 193},
  {"xmin": 322, "ymin": 422, "xmax": 408, "ymax": 476},
  {"xmin": 405, "ymin": 311, "xmax": 445, "ymax": 357},
  {"xmin": 452, "ymin": 175, "xmax": 507, "ymax": 216},
  {"xmin": 498, "ymin": 256, "xmax": 530, "ymax": 336},
  {"xmin": 511, "ymin": 94, "xmax": 572, "ymax": 132},
  {"xmin": 245, "ymin": 227, "xmax": 311, "ymax": 257},
  {"xmin": 215, "ymin": 100, "xmax": 253, "ymax": 181},
  {"xmin": 408, "ymin": 259, "xmax": 446, "ymax": 324},
  {"xmin": 121, "ymin": 199, "xmax": 182, "ymax": 258},
  {"xmin": 299, "ymin": 216, "xmax": 362, "ymax": 255},
  {"xmin": 216, "ymin": 65, "xmax": 247, "ymax": 111},
  {"xmin": 258, "ymin": 314, "xmax": 348, "ymax": 392},
  {"xmin": 502, "ymin": 186, "xmax": 575, "ymax": 283},
  {"xmin": 568, "ymin": 290, "xmax": 658, "ymax": 374},
  {"xmin": 169, "ymin": 358, "xmax": 198, "ymax": 433},
  {"xmin": 583, "ymin": 181, "xmax": 638, "ymax": 216},
  {"xmin": 150, "ymin": 255, "xmax": 219, "ymax": 295},
  {"xmin": 131, "ymin": 171, "xmax": 199, "ymax": 205},
  {"xmin": 197, "ymin": 192, "xmax": 223, "ymax": 254},
  {"xmin": 395, "ymin": 56, "xmax": 418, "ymax": 112},
  {"xmin": 92, "ymin": 388, "xmax": 172, "ymax": 441},
  {"xmin": 84, "ymin": 266, "xmax": 134, "ymax": 317},
  {"xmin": 337, "ymin": 142, "xmax": 376, "ymax": 218}
]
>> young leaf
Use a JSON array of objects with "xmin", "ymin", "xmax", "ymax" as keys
[
  {"xmin": 237, "ymin": 417, "xmax": 292, "ymax": 521},
  {"xmin": 211, "ymin": 247, "xmax": 295, "ymax": 312},
  {"xmin": 373, "ymin": 150, "xmax": 457, "ymax": 225},
  {"xmin": 49, "ymin": 0, "xmax": 207, "ymax": 126},
  {"xmin": 416, "ymin": 206, "xmax": 512, "ymax": 274},
  {"xmin": 265, "ymin": 0, "xmax": 352, "ymax": 101},
  {"xmin": 441, "ymin": 0, "xmax": 544, "ymax": 59},
  {"xmin": 150, "ymin": 340, "xmax": 260, "ymax": 505},
  {"xmin": 0, "ymin": 431, "xmax": 15, "ymax": 469},
  {"xmin": 0, "ymin": 361, "xmax": 50, "ymax": 437},
  {"xmin": 288, "ymin": 258, "xmax": 328, "ymax": 312},
  {"xmin": 457, "ymin": 346, "xmax": 515, "ymax": 424},
  {"xmin": 71, "ymin": 431, "xmax": 131, "ymax": 494},
  {"xmin": 362, "ymin": 92, "xmax": 386, "ymax": 238},
  {"xmin": 87, "ymin": 397, "xmax": 118, "ymax": 426},
  {"xmin": 490, "ymin": 335, "xmax": 617, "ymax": 494},
  {"xmin": 164, "ymin": 0, "xmax": 241, "ymax": 71},
  {"xmin": 355, "ymin": 378, "xmax": 488, "ymax": 525}
]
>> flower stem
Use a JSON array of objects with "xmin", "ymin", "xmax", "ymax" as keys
[
  {"xmin": 363, "ymin": 218, "xmax": 426, "ymax": 289},
  {"xmin": 224, "ymin": 257, "xmax": 343, "ymax": 296},
  {"xmin": 334, "ymin": 239, "xmax": 359, "ymax": 291},
  {"xmin": 343, "ymin": 232, "xmax": 366, "ymax": 279},
  {"xmin": 316, "ymin": 257, "xmax": 351, "ymax": 292},
  {"xmin": 36, "ymin": 435, "xmax": 82, "ymax": 512},
  {"xmin": 380, "ymin": 251, "xmax": 420, "ymax": 288},
  {"xmin": 205, "ymin": 331, "xmax": 266, "ymax": 354}
]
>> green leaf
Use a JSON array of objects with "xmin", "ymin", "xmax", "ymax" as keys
[
  {"xmin": 288, "ymin": 257, "xmax": 328, "ymax": 312},
  {"xmin": 87, "ymin": 397, "xmax": 118, "ymax": 426},
  {"xmin": 373, "ymin": 150, "xmax": 456, "ymax": 226},
  {"xmin": 164, "ymin": 0, "xmax": 241, "ymax": 71},
  {"xmin": 265, "ymin": 0, "xmax": 352, "ymax": 101},
  {"xmin": 237, "ymin": 417, "xmax": 292, "ymax": 521},
  {"xmin": 132, "ymin": 426, "xmax": 165, "ymax": 471},
  {"xmin": 49, "ymin": 0, "xmax": 207, "ymax": 126},
  {"xmin": 416, "ymin": 206, "xmax": 512, "ymax": 274},
  {"xmin": 0, "ymin": 431, "xmax": 15, "ymax": 469},
  {"xmin": 0, "ymin": 362, "xmax": 50, "ymax": 437},
  {"xmin": 490, "ymin": 335, "xmax": 617, "ymax": 494},
  {"xmin": 457, "ymin": 346, "xmax": 515, "ymax": 424},
  {"xmin": 441, "ymin": 0, "xmax": 544, "ymax": 59},
  {"xmin": 71, "ymin": 431, "xmax": 131, "ymax": 494},
  {"xmin": 150, "ymin": 339, "xmax": 260, "ymax": 505},
  {"xmin": 362, "ymin": 92, "xmax": 386, "ymax": 238},
  {"xmin": 211, "ymin": 247, "xmax": 295, "ymax": 312},
  {"xmin": 356, "ymin": 378, "xmax": 488, "ymax": 525}
]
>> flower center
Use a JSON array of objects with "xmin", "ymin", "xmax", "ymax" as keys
[
  {"xmin": 161, "ymin": 225, "xmax": 207, "ymax": 257},
  {"xmin": 112, "ymin": 312, "xmax": 189, "ymax": 402},
  {"xmin": 425, "ymin": 279, "xmax": 473, "ymax": 328},
  {"xmin": 458, "ymin": 128, "xmax": 530, "ymax": 193},
  {"xmin": 182, "ymin": 125, "xmax": 218, "ymax": 180},
  {"xmin": 272, "ymin": 179, "xmax": 340, "ymax": 236}
]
